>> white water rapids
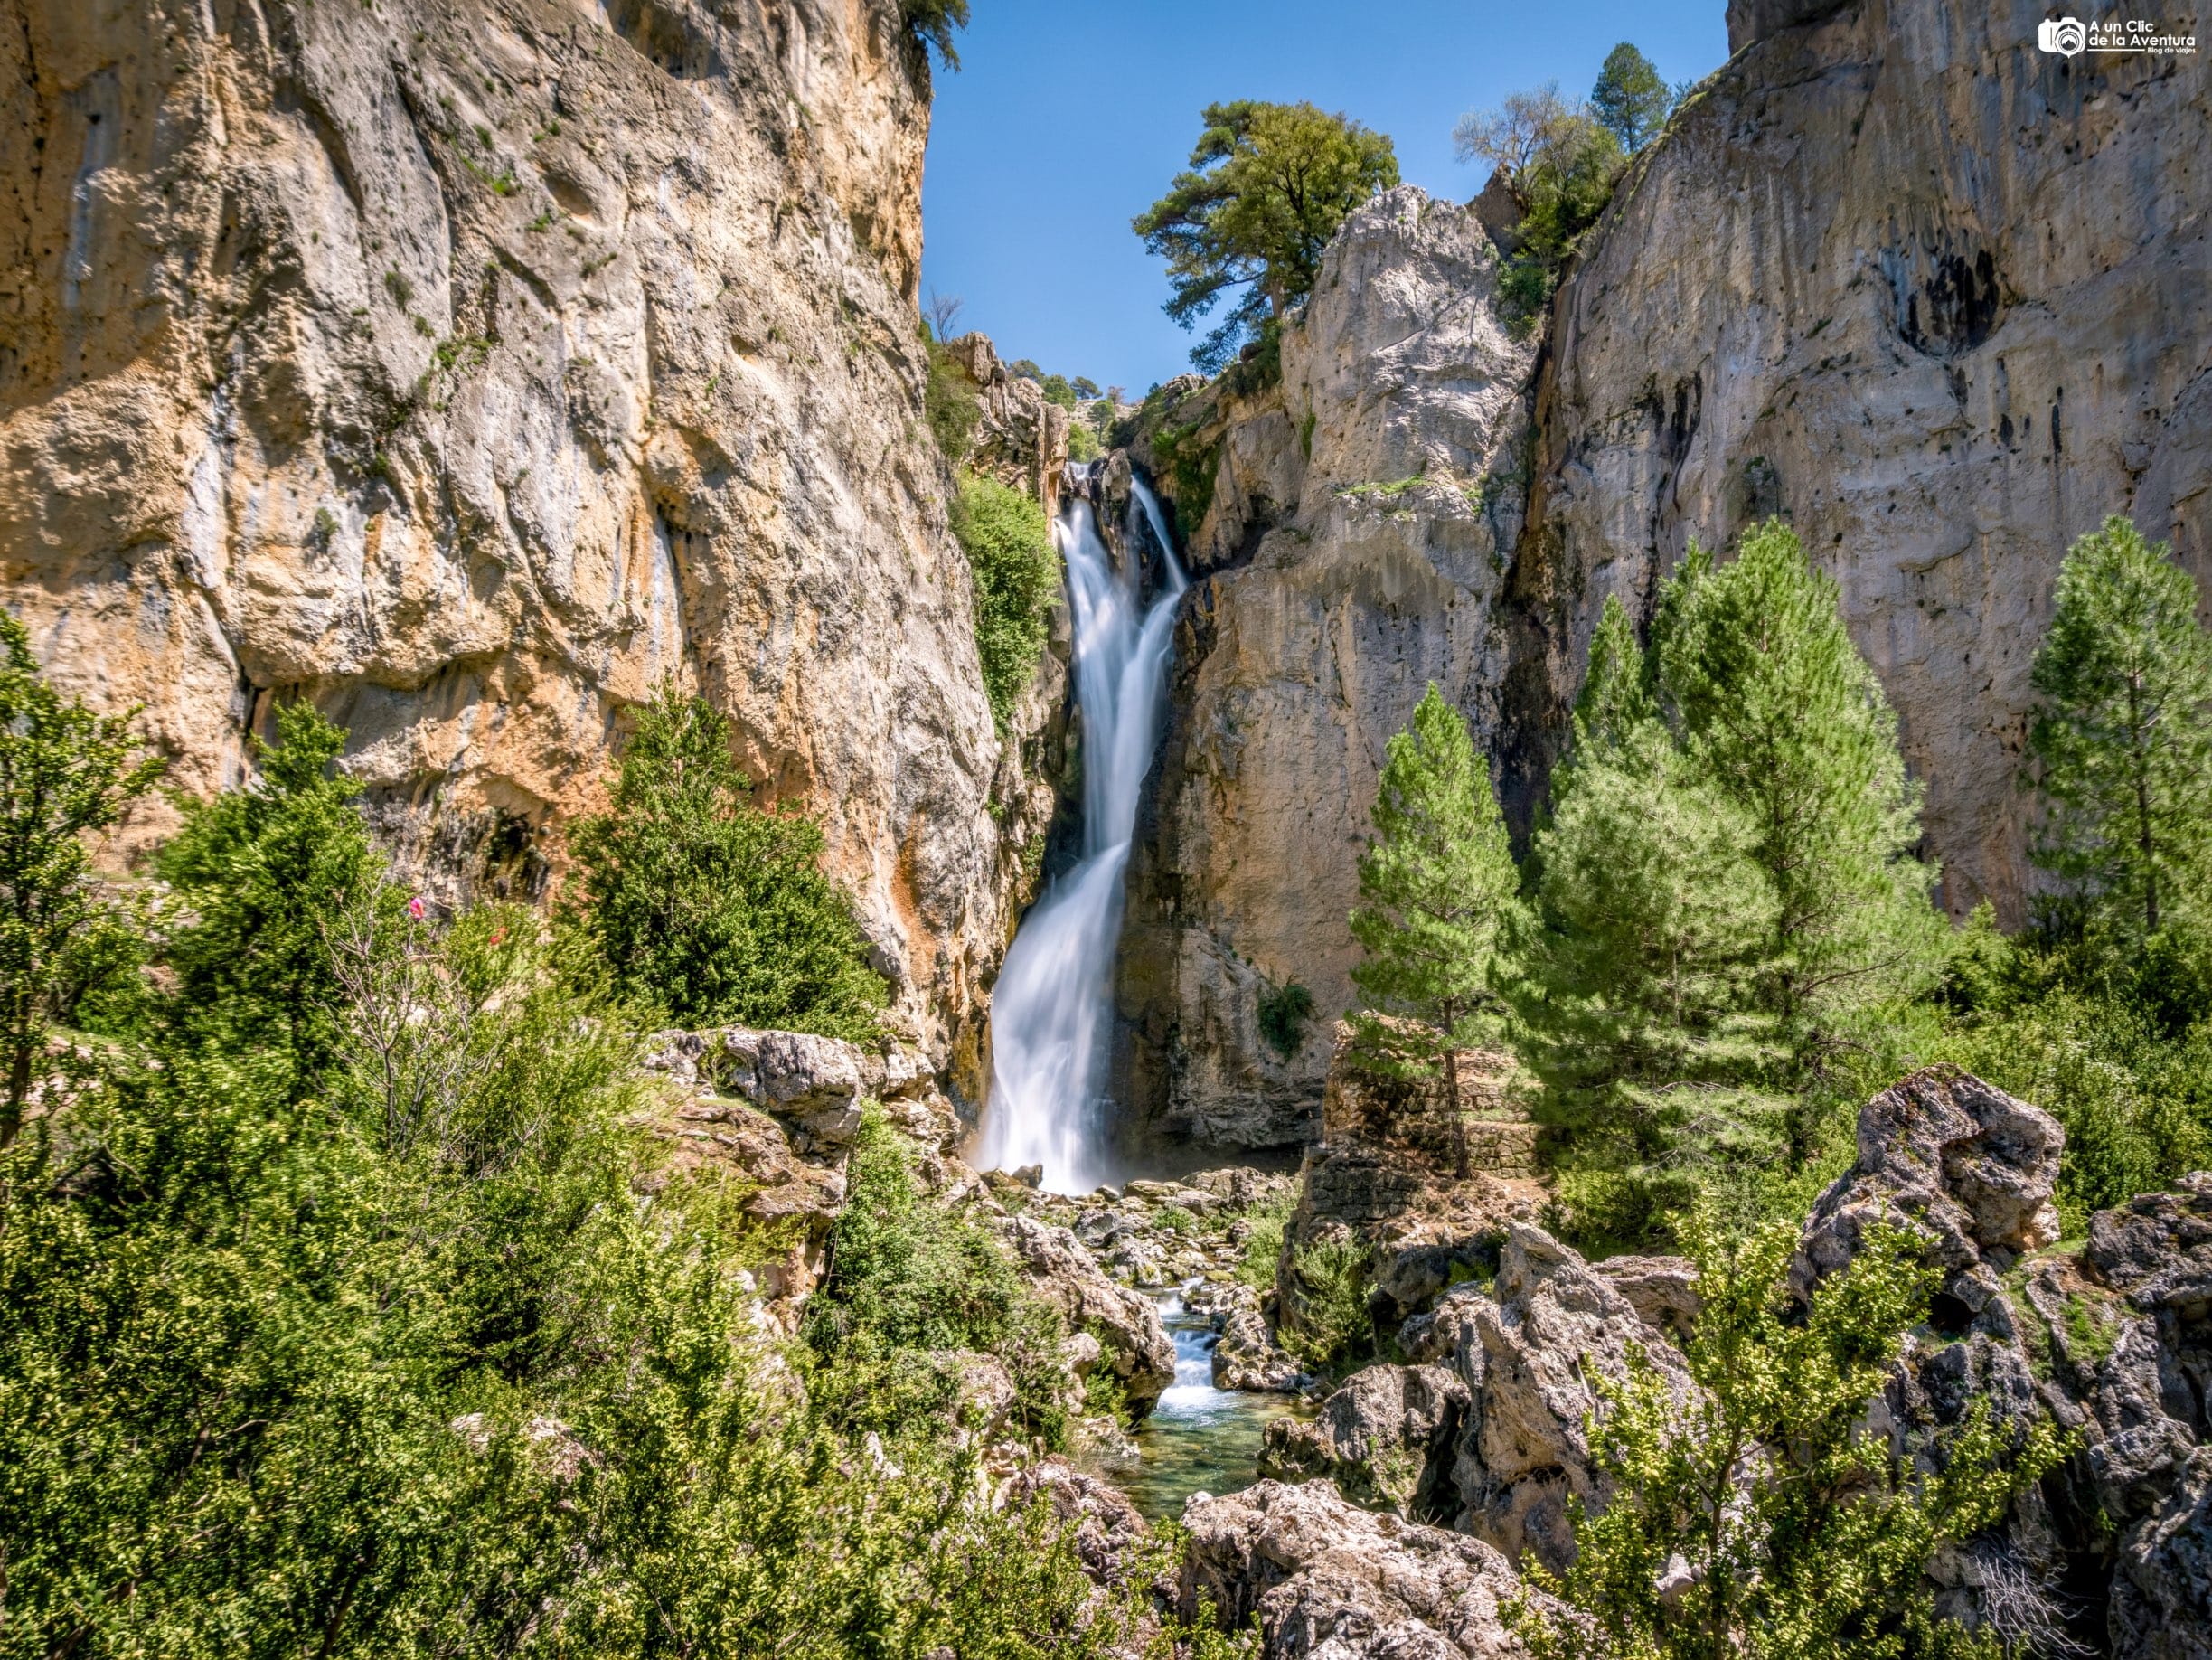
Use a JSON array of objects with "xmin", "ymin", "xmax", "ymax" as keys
[{"xmin": 974, "ymin": 481, "xmax": 1185, "ymax": 1194}]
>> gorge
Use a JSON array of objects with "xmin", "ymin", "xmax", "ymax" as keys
[{"xmin": 5, "ymin": 0, "xmax": 2212, "ymax": 1655}]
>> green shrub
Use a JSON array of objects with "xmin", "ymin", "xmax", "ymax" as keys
[
  {"xmin": 563, "ymin": 685, "xmax": 888, "ymax": 1039},
  {"xmin": 805, "ymin": 1109, "xmax": 1069, "ymax": 1443},
  {"xmin": 899, "ymin": 0, "xmax": 968, "ymax": 70},
  {"xmin": 1278, "ymin": 1235, "xmax": 1372, "ymax": 1372},
  {"xmin": 1257, "ymin": 979, "xmax": 1315, "ymax": 1057},
  {"xmin": 951, "ymin": 472, "xmax": 1062, "ymax": 727},
  {"xmin": 924, "ymin": 335, "xmax": 981, "ymax": 461},
  {"xmin": 1067, "ymin": 418, "xmax": 1100, "ymax": 462},
  {"xmin": 1236, "ymin": 1187, "xmax": 1295, "ymax": 1291}
]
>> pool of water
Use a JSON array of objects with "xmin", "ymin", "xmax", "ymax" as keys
[{"xmin": 1084, "ymin": 1287, "xmax": 1309, "ymax": 1523}]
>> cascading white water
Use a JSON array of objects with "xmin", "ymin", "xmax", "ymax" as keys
[{"xmin": 975, "ymin": 481, "xmax": 1186, "ymax": 1194}]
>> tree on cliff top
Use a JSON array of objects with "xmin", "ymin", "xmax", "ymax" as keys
[
  {"xmin": 900, "ymin": 0, "xmax": 968, "ymax": 71},
  {"xmin": 1590, "ymin": 42, "xmax": 1674, "ymax": 151},
  {"xmin": 2028, "ymin": 514, "xmax": 2212, "ymax": 944},
  {"xmin": 1134, "ymin": 100, "xmax": 1399, "ymax": 373},
  {"xmin": 1349, "ymin": 684, "xmax": 1520, "ymax": 1177}
]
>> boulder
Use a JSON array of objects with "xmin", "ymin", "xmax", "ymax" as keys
[
  {"xmin": 1793, "ymin": 1067, "xmax": 2062, "ymax": 1316},
  {"xmin": 1181, "ymin": 1480, "xmax": 1538, "ymax": 1659},
  {"xmin": 1471, "ymin": 167, "xmax": 1525, "ymax": 256},
  {"xmin": 1261, "ymin": 1363, "xmax": 1469, "ymax": 1516},
  {"xmin": 1002, "ymin": 1457, "xmax": 1153, "ymax": 1591},
  {"xmin": 998, "ymin": 1214, "xmax": 1176, "ymax": 1413},
  {"xmin": 1214, "ymin": 1297, "xmax": 1306, "ymax": 1393}
]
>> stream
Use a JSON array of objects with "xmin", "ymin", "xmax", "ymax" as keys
[{"xmin": 1083, "ymin": 1286, "xmax": 1310, "ymax": 1523}]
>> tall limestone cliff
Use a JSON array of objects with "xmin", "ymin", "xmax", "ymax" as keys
[
  {"xmin": 1501, "ymin": 0, "xmax": 2211, "ymax": 920},
  {"xmin": 0, "ymin": 0, "xmax": 1054, "ymax": 1070},
  {"xmin": 1121, "ymin": 1, "xmax": 2209, "ymax": 1153},
  {"xmin": 1119, "ymin": 188, "xmax": 1533, "ymax": 1153}
]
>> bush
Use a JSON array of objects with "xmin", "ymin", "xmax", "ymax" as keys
[
  {"xmin": 951, "ymin": 472, "xmax": 1062, "ymax": 727},
  {"xmin": 805, "ymin": 1109, "xmax": 1070, "ymax": 1441},
  {"xmin": 1278, "ymin": 1235, "xmax": 1372, "ymax": 1372},
  {"xmin": 563, "ymin": 686, "xmax": 888, "ymax": 1039},
  {"xmin": 1236, "ymin": 1186, "xmax": 1295, "ymax": 1291},
  {"xmin": 924, "ymin": 335, "xmax": 981, "ymax": 462},
  {"xmin": 1257, "ymin": 979, "xmax": 1316, "ymax": 1058}
]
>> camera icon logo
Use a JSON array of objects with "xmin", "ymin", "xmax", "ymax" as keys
[{"xmin": 2038, "ymin": 15, "xmax": 2089, "ymax": 53}]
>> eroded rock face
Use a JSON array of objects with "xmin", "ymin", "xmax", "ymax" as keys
[
  {"xmin": 1260, "ymin": 1363, "xmax": 1469, "ymax": 1517},
  {"xmin": 996, "ymin": 1212, "xmax": 1176, "ymax": 1414},
  {"xmin": 1793, "ymin": 1066, "xmax": 2064, "ymax": 1315},
  {"xmin": 1502, "ymin": 0, "xmax": 2212, "ymax": 919},
  {"xmin": 1181, "ymin": 1479, "xmax": 1539, "ymax": 1660},
  {"xmin": 0, "ymin": 0, "xmax": 1043, "ymax": 1066},
  {"xmin": 1116, "ymin": 187, "xmax": 1536, "ymax": 1155}
]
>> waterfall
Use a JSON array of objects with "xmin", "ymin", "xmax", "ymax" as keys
[{"xmin": 975, "ymin": 479, "xmax": 1186, "ymax": 1194}]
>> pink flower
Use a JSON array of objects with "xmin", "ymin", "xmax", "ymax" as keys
[{"xmin": 407, "ymin": 895, "xmax": 428, "ymax": 920}]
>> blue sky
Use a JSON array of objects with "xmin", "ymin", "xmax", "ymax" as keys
[{"xmin": 919, "ymin": 1, "xmax": 1732, "ymax": 394}]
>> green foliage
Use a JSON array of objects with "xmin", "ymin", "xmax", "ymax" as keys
[
  {"xmin": 2027, "ymin": 514, "xmax": 2212, "ymax": 943},
  {"xmin": 1257, "ymin": 978, "xmax": 1316, "ymax": 1057},
  {"xmin": 1350, "ymin": 684, "xmax": 1521, "ymax": 1175},
  {"xmin": 924, "ymin": 335, "xmax": 982, "ymax": 462},
  {"xmin": 156, "ymin": 700, "xmax": 387, "ymax": 1087},
  {"xmin": 563, "ymin": 686, "xmax": 888, "ymax": 1039},
  {"xmin": 1278, "ymin": 1235, "xmax": 1372, "ymax": 1372},
  {"xmin": 1135, "ymin": 100, "xmax": 1399, "ymax": 373},
  {"xmin": 899, "ymin": 0, "xmax": 967, "ymax": 71},
  {"xmin": 1655, "ymin": 521, "xmax": 1944, "ymax": 1071},
  {"xmin": 0, "ymin": 612, "xmax": 164, "ymax": 1138},
  {"xmin": 1237, "ymin": 1186, "xmax": 1295, "ymax": 1291},
  {"xmin": 1454, "ymin": 83, "xmax": 1625, "ymax": 332},
  {"xmin": 951, "ymin": 471, "xmax": 1063, "ymax": 727},
  {"xmin": 1511, "ymin": 1211, "xmax": 2066, "ymax": 1660},
  {"xmin": 1066, "ymin": 418, "xmax": 1101, "ymax": 462},
  {"xmin": 805, "ymin": 1109, "xmax": 1070, "ymax": 1441},
  {"xmin": 1151, "ymin": 414, "xmax": 1221, "ymax": 534},
  {"xmin": 1590, "ymin": 43, "xmax": 1674, "ymax": 150},
  {"xmin": 1518, "ymin": 532, "xmax": 1945, "ymax": 1247}
]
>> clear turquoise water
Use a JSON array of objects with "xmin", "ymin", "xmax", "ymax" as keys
[{"xmin": 1084, "ymin": 1291, "xmax": 1309, "ymax": 1523}]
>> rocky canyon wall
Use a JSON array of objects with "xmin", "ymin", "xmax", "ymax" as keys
[
  {"xmin": 1122, "ymin": 0, "xmax": 2210, "ymax": 1155},
  {"xmin": 0, "ymin": 0, "xmax": 1051, "ymax": 1070},
  {"xmin": 1501, "ymin": 0, "xmax": 2212, "ymax": 919},
  {"xmin": 1119, "ymin": 188, "xmax": 1534, "ymax": 1154}
]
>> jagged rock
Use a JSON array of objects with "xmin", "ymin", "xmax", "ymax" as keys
[
  {"xmin": 1593, "ymin": 1256, "xmax": 1700, "ymax": 1344},
  {"xmin": 2110, "ymin": 1448, "xmax": 2212, "ymax": 1660},
  {"xmin": 1261, "ymin": 1363, "xmax": 1469, "ymax": 1516},
  {"xmin": 1793, "ymin": 1067, "xmax": 2063, "ymax": 1316},
  {"xmin": 942, "ymin": 333, "xmax": 1071, "ymax": 515},
  {"xmin": 1002, "ymin": 1457, "xmax": 1153, "ymax": 1590},
  {"xmin": 1181, "ymin": 1479, "xmax": 1539, "ymax": 1659},
  {"xmin": 1117, "ymin": 188, "xmax": 1537, "ymax": 1155},
  {"xmin": 1214, "ymin": 1291, "xmax": 1305, "ymax": 1393},
  {"xmin": 1435, "ymin": 1223, "xmax": 1694, "ymax": 1573},
  {"xmin": 997, "ymin": 1214, "xmax": 1176, "ymax": 1414},
  {"xmin": 1471, "ymin": 168, "xmax": 1525, "ymax": 256}
]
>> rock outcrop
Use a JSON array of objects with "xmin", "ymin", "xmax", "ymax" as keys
[
  {"xmin": 1260, "ymin": 1363, "xmax": 1468, "ymax": 1516},
  {"xmin": 1115, "ymin": 188, "xmax": 1536, "ymax": 1155},
  {"xmin": 1181, "ymin": 1479, "xmax": 1539, "ymax": 1660},
  {"xmin": 0, "ymin": 0, "xmax": 1050, "ymax": 1070},
  {"xmin": 1501, "ymin": 0, "xmax": 2212, "ymax": 920},
  {"xmin": 997, "ymin": 1212, "xmax": 1177, "ymax": 1414}
]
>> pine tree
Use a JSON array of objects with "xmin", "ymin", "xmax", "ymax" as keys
[
  {"xmin": 1515, "ymin": 601, "xmax": 1784, "ymax": 1240},
  {"xmin": 2027, "ymin": 514, "xmax": 2212, "ymax": 940},
  {"xmin": 1655, "ymin": 522, "xmax": 1943, "ymax": 1075},
  {"xmin": 0, "ymin": 613, "xmax": 164, "ymax": 1140},
  {"xmin": 1349, "ymin": 684, "xmax": 1520, "ymax": 1176}
]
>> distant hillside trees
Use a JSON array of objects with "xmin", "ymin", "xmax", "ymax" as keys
[{"xmin": 1135, "ymin": 100, "xmax": 1399, "ymax": 373}]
